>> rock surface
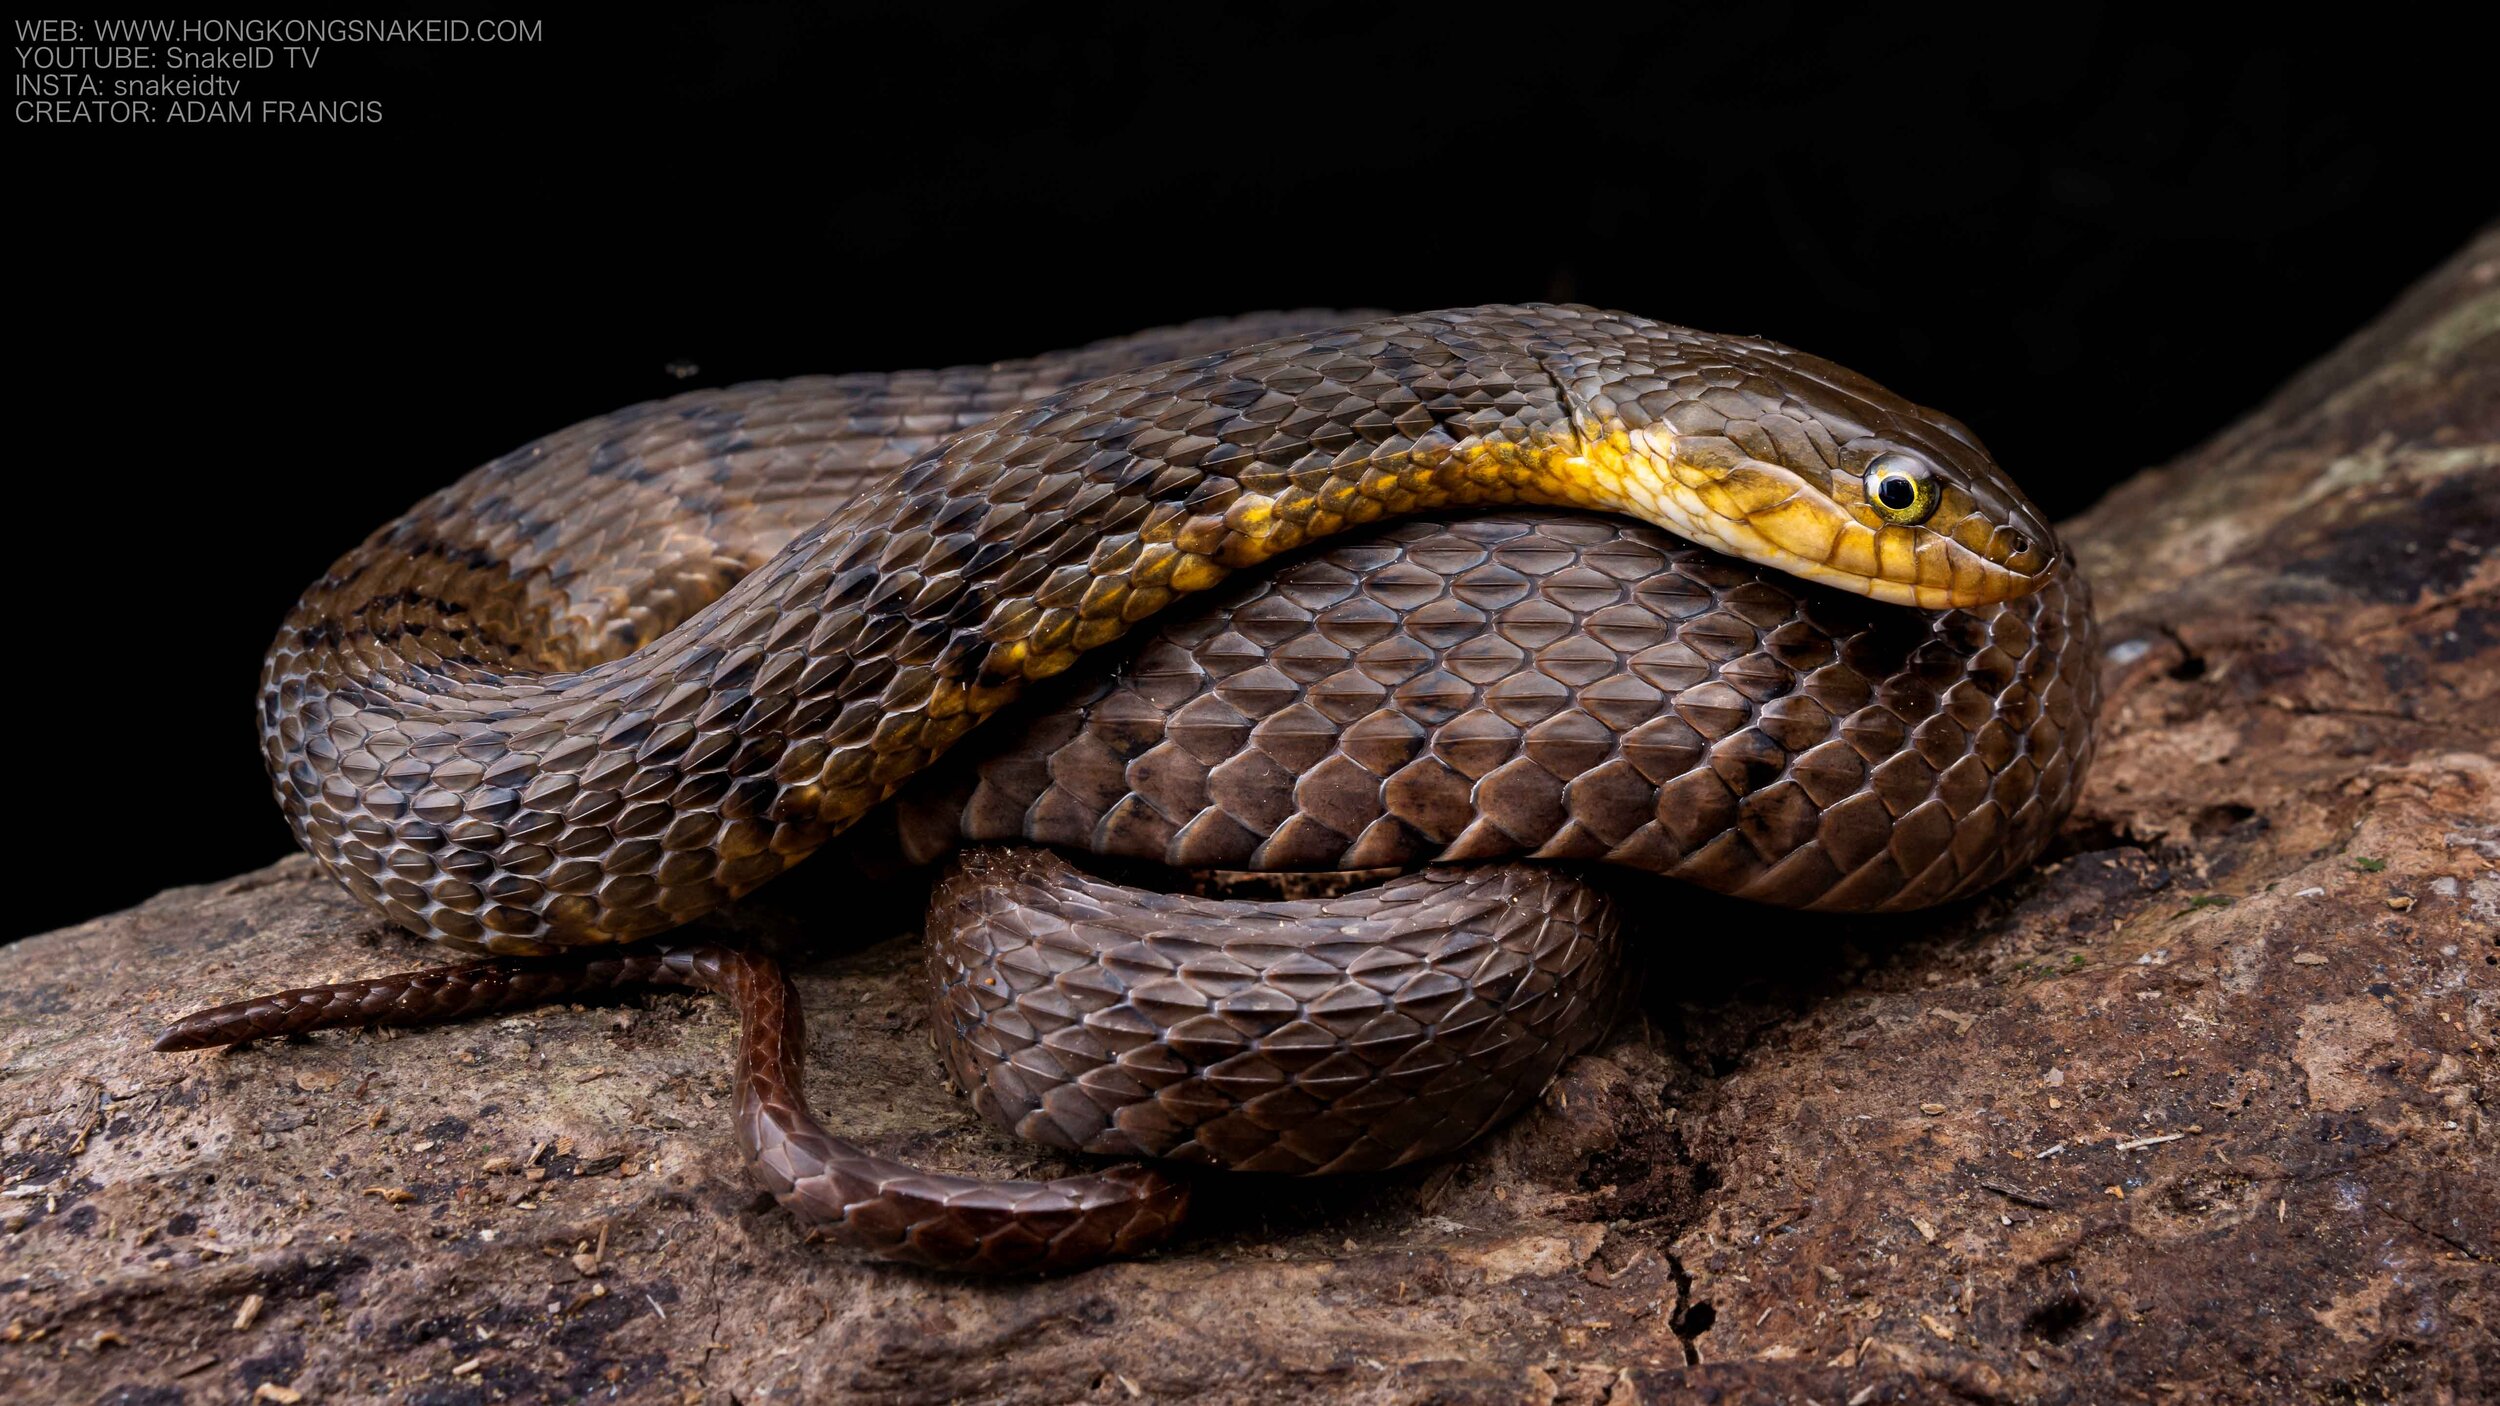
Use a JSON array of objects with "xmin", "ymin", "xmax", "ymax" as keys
[{"xmin": 6, "ymin": 231, "xmax": 2494, "ymax": 1405}]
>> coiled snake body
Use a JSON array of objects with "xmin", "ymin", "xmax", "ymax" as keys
[{"xmin": 160, "ymin": 308, "xmax": 2095, "ymax": 1272}]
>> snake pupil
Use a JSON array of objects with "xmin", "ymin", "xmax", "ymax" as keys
[{"xmin": 1878, "ymin": 476, "xmax": 1916, "ymax": 510}]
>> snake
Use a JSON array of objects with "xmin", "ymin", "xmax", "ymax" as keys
[{"xmin": 155, "ymin": 306, "xmax": 2095, "ymax": 1273}]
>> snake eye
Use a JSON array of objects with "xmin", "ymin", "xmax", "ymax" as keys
[{"xmin": 1863, "ymin": 452, "xmax": 1940, "ymax": 526}]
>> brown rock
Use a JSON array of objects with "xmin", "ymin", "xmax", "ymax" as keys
[{"xmin": 5, "ymin": 231, "xmax": 2494, "ymax": 1404}]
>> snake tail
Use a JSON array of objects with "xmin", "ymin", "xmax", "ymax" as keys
[{"xmin": 154, "ymin": 945, "xmax": 1189, "ymax": 1273}]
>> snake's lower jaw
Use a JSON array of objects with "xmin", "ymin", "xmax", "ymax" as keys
[
  {"xmin": 1725, "ymin": 498, "xmax": 2057, "ymax": 610},
  {"xmin": 1591, "ymin": 435, "xmax": 2051, "ymax": 610},
  {"xmin": 1772, "ymin": 523, "xmax": 2056, "ymax": 609},
  {"xmin": 1795, "ymin": 555, "xmax": 2045, "ymax": 609},
  {"xmin": 1610, "ymin": 483, "xmax": 2049, "ymax": 609}
]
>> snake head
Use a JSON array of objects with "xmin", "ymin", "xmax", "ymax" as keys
[{"xmin": 1590, "ymin": 327, "xmax": 2057, "ymax": 608}]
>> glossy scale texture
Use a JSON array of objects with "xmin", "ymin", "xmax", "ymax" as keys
[
  {"xmin": 930, "ymin": 849, "xmax": 1630, "ymax": 1177},
  {"xmin": 896, "ymin": 513, "xmax": 2094, "ymax": 912},
  {"xmin": 257, "ymin": 306, "xmax": 2057, "ymax": 953}
]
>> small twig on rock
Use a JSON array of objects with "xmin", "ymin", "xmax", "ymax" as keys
[{"xmin": 1977, "ymin": 1180, "xmax": 2060, "ymax": 1211}]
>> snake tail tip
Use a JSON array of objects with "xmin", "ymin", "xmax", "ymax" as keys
[{"xmin": 152, "ymin": 1018, "xmax": 234, "ymax": 1052}]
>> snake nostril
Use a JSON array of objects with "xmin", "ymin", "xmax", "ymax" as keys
[{"xmin": 2007, "ymin": 531, "xmax": 2032, "ymax": 557}]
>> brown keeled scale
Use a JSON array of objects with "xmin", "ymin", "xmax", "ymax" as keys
[
  {"xmin": 257, "ymin": 305, "xmax": 2064, "ymax": 954},
  {"xmin": 929, "ymin": 849, "xmax": 1631, "ymax": 1177},
  {"xmin": 257, "ymin": 310, "xmax": 1390, "ymax": 950},
  {"xmin": 896, "ymin": 512, "xmax": 2096, "ymax": 912},
  {"xmin": 898, "ymin": 514, "xmax": 2093, "ymax": 1212}
]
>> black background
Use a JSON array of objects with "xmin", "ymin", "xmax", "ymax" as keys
[{"xmin": 11, "ymin": 7, "xmax": 2492, "ymax": 940}]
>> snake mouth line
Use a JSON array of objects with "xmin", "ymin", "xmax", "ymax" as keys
[
  {"xmin": 1550, "ymin": 422, "xmax": 2055, "ymax": 611},
  {"xmin": 1624, "ymin": 470, "xmax": 2047, "ymax": 609},
  {"xmin": 1717, "ymin": 504, "xmax": 2048, "ymax": 610}
]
